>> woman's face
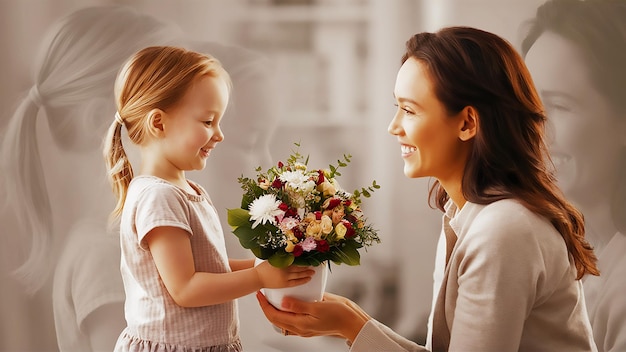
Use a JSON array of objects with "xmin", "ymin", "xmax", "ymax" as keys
[
  {"xmin": 525, "ymin": 31, "xmax": 623, "ymax": 206},
  {"xmin": 388, "ymin": 57, "xmax": 468, "ymax": 184}
]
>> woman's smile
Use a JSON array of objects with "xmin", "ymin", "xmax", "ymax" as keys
[{"xmin": 400, "ymin": 144, "xmax": 417, "ymax": 157}]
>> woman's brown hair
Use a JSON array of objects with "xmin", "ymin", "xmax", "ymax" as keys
[{"xmin": 403, "ymin": 26, "xmax": 598, "ymax": 279}]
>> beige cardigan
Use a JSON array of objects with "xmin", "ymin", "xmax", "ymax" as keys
[{"xmin": 350, "ymin": 199, "xmax": 597, "ymax": 352}]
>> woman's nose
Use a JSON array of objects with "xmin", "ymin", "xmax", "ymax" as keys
[{"xmin": 388, "ymin": 113, "xmax": 402, "ymax": 136}]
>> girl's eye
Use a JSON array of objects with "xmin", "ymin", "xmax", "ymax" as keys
[{"xmin": 204, "ymin": 121, "xmax": 213, "ymax": 126}]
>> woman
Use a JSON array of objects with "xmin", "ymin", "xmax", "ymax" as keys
[
  {"xmin": 257, "ymin": 26, "xmax": 599, "ymax": 351},
  {"xmin": 522, "ymin": 0, "xmax": 626, "ymax": 350}
]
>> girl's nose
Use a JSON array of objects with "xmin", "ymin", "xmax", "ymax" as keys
[{"xmin": 214, "ymin": 126, "xmax": 225, "ymax": 142}]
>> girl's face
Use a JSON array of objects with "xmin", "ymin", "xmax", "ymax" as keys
[
  {"xmin": 388, "ymin": 57, "xmax": 468, "ymax": 184},
  {"xmin": 159, "ymin": 74, "xmax": 229, "ymax": 172},
  {"xmin": 525, "ymin": 31, "xmax": 623, "ymax": 205}
]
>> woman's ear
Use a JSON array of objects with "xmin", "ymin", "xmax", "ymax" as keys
[
  {"xmin": 146, "ymin": 109, "xmax": 165, "ymax": 137},
  {"xmin": 459, "ymin": 106, "xmax": 478, "ymax": 142}
]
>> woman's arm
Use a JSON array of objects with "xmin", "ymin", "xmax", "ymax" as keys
[
  {"xmin": 257, "ymin": 291, "xmax": 369, "ymax": 342},
  {"xmin": 256, "ymin": 291, "xmax": 428, "ymax": 351},
  {"xmin": 145, "ymin": 226, "xmax": 314, "ymax": 307}
]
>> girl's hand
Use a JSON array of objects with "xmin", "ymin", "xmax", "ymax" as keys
[
  {"xmin": 256, "ymin": 291, "xmax": 370, "ymax": 343},
  {"xmin": 254, "ymin": 261, "xmax": 314, "ymax": 289}
]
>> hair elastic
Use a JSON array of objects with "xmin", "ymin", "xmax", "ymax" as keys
[{"xmin": 114, "ymin": 112, "xmax": 124, "ymax": 125}]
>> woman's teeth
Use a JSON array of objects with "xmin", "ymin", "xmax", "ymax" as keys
[{"xmin": 401, "ymin": 145, "xmax": 416, "ymax": 154}]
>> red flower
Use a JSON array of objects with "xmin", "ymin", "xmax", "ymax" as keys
[
  {"xmin": 343, "ymin": 200, "xmax": 352, "ymax": 207},
  {"xmin": 293, "ymin": 245, "xmax": 303, "ymax": 257},
  {"xmin": 279, "ymin": 203, "xmax": 289, "ymax": 211},
  {"xmin": 271, "ymin": 178, "xmax": 283, "ymax": 189},
  {"xmin": 327, "ymin": 198, "xmax": 342, "ymax": 210},
  {"xmin": 293, "ymin": 227, "xmax": 304, "ymax": 239},
  {"xmin": 342, "ymin": 220, "xmax": 356, "ymax": 238},
  {"xmin": 285, "ymin": 207, "xmax": 298, "ymax": 218},
  {"xmin": 314, "ymin": 211, "xmax": 322, "ymax": 220},
  {"xmin": 278, "ymin": 161, "xmax": 284, "ymax": 168},
  {"xmin": 316, "ymin": 170, "xmax": 325, "ymax": 185},
  {"xmin": 316, "ymin": 240, "xmax": 330, "ymax": 253}
]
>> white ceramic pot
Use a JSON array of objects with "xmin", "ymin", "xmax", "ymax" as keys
[{"xmin": 255, "ymin": 258, "xmax": 329, "ymax": 310}]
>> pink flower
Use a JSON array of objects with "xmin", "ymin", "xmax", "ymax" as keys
[{"xmin": 301, "ymin": 237, "xmax": 317, "ymax": 252}]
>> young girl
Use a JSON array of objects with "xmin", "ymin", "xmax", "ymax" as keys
[
  {"xmin": 256, "ymin": 26, "xmax": 599, "ymax": 351},
  {"xmin": 103, "ymin": 46, "xmax": 314, "ymax": 351}
]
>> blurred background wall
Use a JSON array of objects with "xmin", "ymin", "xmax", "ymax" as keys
[{"xmin": 0, "ymin": 0, "xmax": 545, "ymax": 351}]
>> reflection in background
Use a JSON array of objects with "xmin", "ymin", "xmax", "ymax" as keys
[
  {"xmin": 0, "ymin": 1, "xmax": 545, "ymax": 351},
  {"xmin": 521, "ymin": 1, "xmax": 626, "ymax": 350}
]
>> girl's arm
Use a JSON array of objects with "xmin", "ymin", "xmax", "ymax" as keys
[
  {"xmin": 145, "ymin": 226, "xmax": 314, "ymax": 308},
  {"xmin": 229, "ymin": 258, "xmax": 255, "ymax": 272}
]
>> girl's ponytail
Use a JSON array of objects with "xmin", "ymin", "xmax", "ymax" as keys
[
  {"xmin": 1, "ymin": 88, "xmax": 53, "ymax": 295},
  {"xmin": 103, "ymin": 113, "xmax": 133, "ymax": 221}
]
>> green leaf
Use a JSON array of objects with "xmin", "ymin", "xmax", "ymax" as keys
[
  {"xmin": 232, "ymin": 226, "xmax": 260, "ymax": 249},
  {"xmin": 251, "ymin": 247, "xmax": 265, "ymax": 259},
  {"xmin": 227, "ymin": 208, "xmax": 251, "ymax": 228},
  {"xmin": 331, "ymin": 243, "xmax": 361, "ymax": 266},
  {"xmin": 253, "ymin": 246, "xmax": 279, "ymax": 260},
  {"xmin": 268, "ymin": 251, "xmax": 294, "ymax": 268}
]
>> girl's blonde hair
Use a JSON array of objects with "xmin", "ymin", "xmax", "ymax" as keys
[{"xmin": 103, "ymin": 46, "xmax": 232, "ymax": 220}]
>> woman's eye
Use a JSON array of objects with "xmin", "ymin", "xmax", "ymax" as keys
[
  {"xmin": 544, "ymin": 98, "xmax": 573, "ymax": 113},
  {"xmin": 552, "ymin": 104, "xmax": 570, "ymax": 112},
  {"xmin": 393, "ymin": 103, "xmax": 414, "ymax": 115}
]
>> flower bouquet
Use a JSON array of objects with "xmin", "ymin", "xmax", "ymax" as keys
[{"xmin": 227, "ymin": 143, "xmax": 381, "ymax": 307}]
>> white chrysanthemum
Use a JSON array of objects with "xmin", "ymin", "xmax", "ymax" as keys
[
  {"xmin": 280, "ymin": 170, "xmax": 316, "ymax": 194},
  {"xmin": 249, "ymin": 194, "xmax": 284, "ymax": 229}
]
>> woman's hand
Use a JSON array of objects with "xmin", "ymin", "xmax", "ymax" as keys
[{"xmin": 256, "ymin": 291, "xmax": 371, "ymax": 343}]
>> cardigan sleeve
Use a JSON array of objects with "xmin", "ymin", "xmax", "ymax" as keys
[{"xmin": 350, "ymin": 320, "xmax": 429, "ymax": 352}]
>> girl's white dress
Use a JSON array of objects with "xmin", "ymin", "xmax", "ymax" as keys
[{"xmin": 114, "ymin": 176, "xmax": 242, "ymax": 352}]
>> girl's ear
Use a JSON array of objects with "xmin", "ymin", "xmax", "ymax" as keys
[
  {"xmin": 146, "ymin": 109, "xmax": 165, "ymax": 137},
  {"xmin": 459, "ymin": 106, "xmax": 478, "ymax": 142}
]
